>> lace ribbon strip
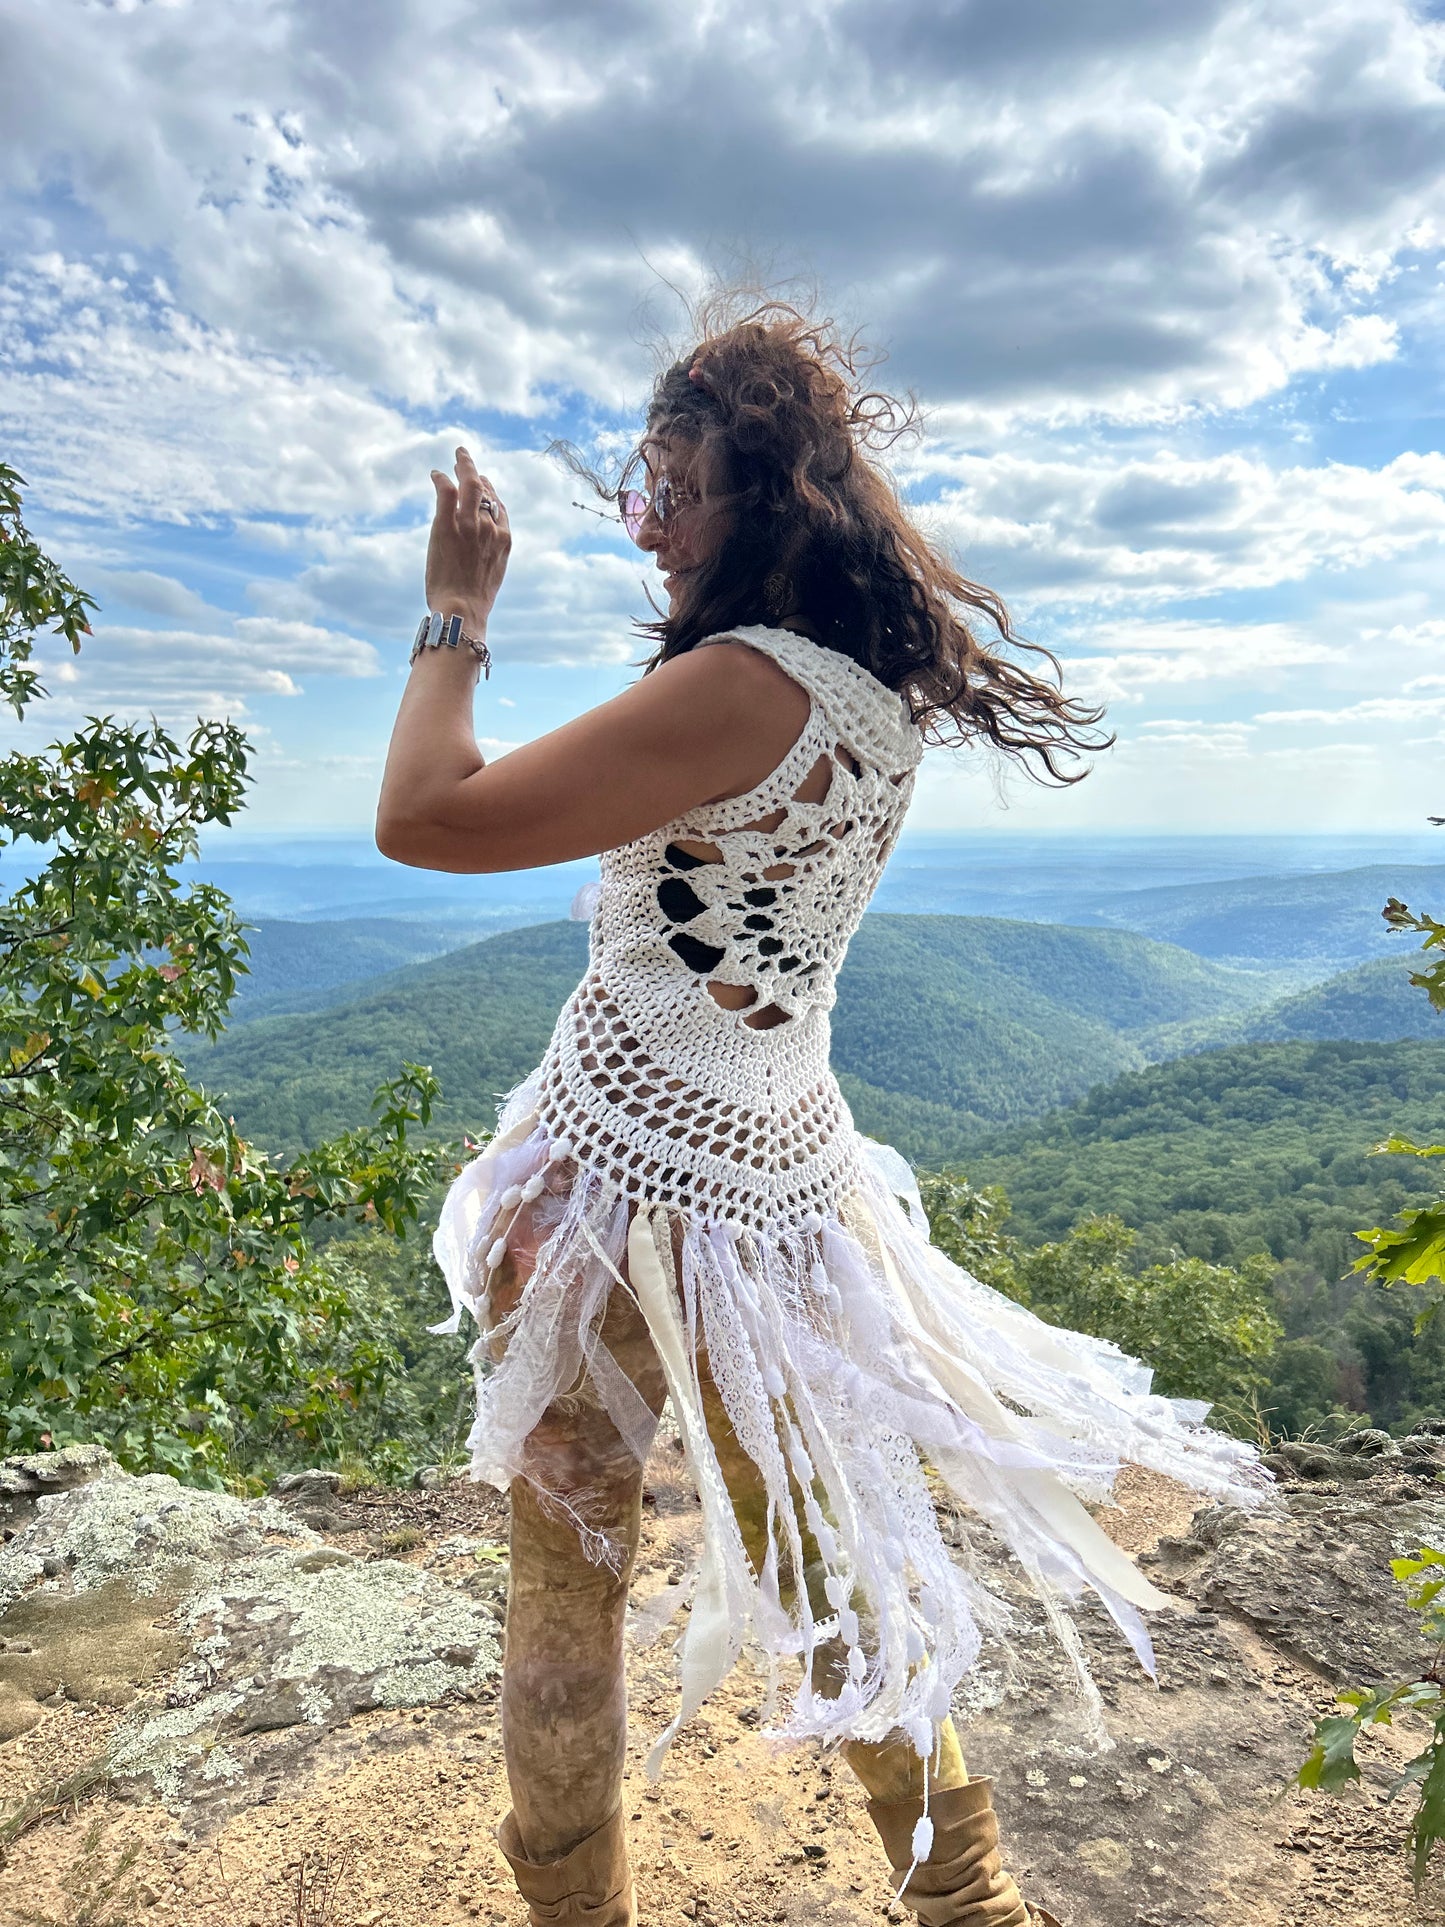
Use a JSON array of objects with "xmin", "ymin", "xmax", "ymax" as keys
[{"xmin": 432, "ymin": 1073, "xmax": 1274, "ymax": 1778}]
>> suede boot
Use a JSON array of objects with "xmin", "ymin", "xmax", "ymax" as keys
[
  {"xmin": 864, "ymin": 1777, "xmax": 1062, "ymax": 1927},
  {"xmin": 497, "ymin": 1802, "xmax": 636, "ymax": 1925}
]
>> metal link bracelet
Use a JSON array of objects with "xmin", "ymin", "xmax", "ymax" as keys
[{"xmin": 410, "ymin": 611, "xmax": 491, "ymax": 679}]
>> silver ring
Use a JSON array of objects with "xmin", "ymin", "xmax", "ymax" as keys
[{"xmin": 479, "ymin": 495, "xmax": 499, "ymax": 517}]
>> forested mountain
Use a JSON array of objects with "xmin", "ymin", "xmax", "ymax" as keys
[
  {"xmin": 1240, "ymin": 956, "xmax": 1443, "ymax": 1044},
  {"xmin": 1073, "ymin": 863, "xmax": 1445, "ymax": 966},
  {"xmin": 231, "ymin": 917, "xmax": 466, "ymax": 1018},
  {"xmin": 829, "ymin": 915, "xmax": 1266, "ymax": 1127},
  {"xmin": 962, "ymin": 1040, "xmax": 1445, "ymax": 1278},
  {"xmin": 1131, "ymin": 954, "xmax": 1445, "ymax": 1061},
  {"xmin": 188, "ymin": 914, "xmax": 1268, "ymax": 1152},
  {"xmin": 954, "ymin": 1039, "xmax": 1445, "ymax": 1434},
  {"xmin": 190, "ymin": 920, "xmax": 591, "ymax": 1149}
]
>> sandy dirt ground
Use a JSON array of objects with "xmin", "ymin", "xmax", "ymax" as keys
[{"xmin": 0, "ymin": 1456, "xmax": 1440, "ymax": 1927}]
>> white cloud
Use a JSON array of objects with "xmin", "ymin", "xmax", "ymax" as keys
[
  {"xmin": 912, "ymin": 448, "xmax": 1445, "ymax": 606},
  {"xmin": 25, "ymin": 615, "xmax": 382, "ymax": 725},
  {"xmin": 1136, "ymin": 718, "xmax": 1258, "ymax": 752},
  {"xmin": 1367, "ymin": 619, "xmax": 1445, "ymax": 650},
  {"xmin": 1, "ymin": 0, "xmax": 1441, "ymax": 831},
  {"xmin": 1, "ymin": 0, "xmax": 1439, "ymax": 429},
  {"xmin": 0, "ymin": 255, "xmax": 450, "ymax": 525},
  {"xmin": 1058, "ymin": 618, "xmax": 1342, "ymax": 707},
  {"xmin": 1255, "ymin": 695, "xmax": 1445, "ymax": 726},
  {"xmin": 88, "ymin": 569, "xmax": 214, "ymax": 621}
]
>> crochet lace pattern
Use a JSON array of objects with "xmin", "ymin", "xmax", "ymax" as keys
[{"xmin": 535, "ymin": 626, "xmax": 924, "ymax": 1233}]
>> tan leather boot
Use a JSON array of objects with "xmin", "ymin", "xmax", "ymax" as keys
[
  {"xmin": 865, "ymin": 1777, "xmax": 1062, "ymax": 1926},
  {"xmin": 497, "ymin": 1802, "xmax": 637, "ymax": 1925}
]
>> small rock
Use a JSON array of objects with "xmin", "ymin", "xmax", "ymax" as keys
[
  {"xmin": 1, "ymin": 1446, "xmax": 115, "ymax": 1505},
  {"xmin": 270, "ymin": 1470, "xmax": 342, "ymax": 1502},
  {"xmin": 1334, "ymin": 1428, "xmax": 1397, "ymax": 1459}
]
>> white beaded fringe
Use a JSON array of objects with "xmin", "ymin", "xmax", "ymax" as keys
[{"xmin": 433, "ymin": 1071, "xmax": 1275, "ymax": 1781}]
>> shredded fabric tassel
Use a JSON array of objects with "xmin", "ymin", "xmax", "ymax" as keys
[
  {"xmin": 433, "ymin": 1070, "xmax": 1277, "ymax": 1771},
  {"xmin": 894, "ymin": 1736, "xmax": 935, "ymax": 1899}
]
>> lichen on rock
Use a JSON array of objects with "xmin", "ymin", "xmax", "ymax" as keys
[{"xmin": 0, "ymin": 1455, "xmax": 502, "ymax": 1820}]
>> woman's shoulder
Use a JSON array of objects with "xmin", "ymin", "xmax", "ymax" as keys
[{"xmin": 701, "ymin": 625, "xmax": 923, "ymax": 768}]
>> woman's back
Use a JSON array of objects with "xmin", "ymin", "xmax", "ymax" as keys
[{"xmin": 536, "ymin": 625, "xmax": 924, "ymax": 1232}]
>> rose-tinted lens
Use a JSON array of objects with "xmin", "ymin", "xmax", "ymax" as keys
[{"xmin": 619, "ymin": 489, "xmax": 648, "ymax": 541}]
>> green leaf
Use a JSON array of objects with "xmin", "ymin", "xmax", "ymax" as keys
[
  {"xmin": 1408, "ymin": 1740, "xmax": 1445, "ymax": 1888},
  {"xmin": 1357, "ymin": 1206, "xmax": 1445, "ymax": 1287},
  {"xmin": 1296, "ymin": 1714, "xmax": 1364, "ymax": 1791}
]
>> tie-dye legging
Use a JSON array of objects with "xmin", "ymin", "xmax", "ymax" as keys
[{"xmin": 488, "ymin": 1199, "xmax": 969, "ymax": 1863}]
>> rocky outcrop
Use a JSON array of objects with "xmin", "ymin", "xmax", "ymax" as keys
[
  {"xmin": 0, "ymin": 1452, "xmax": 501, "ymax": 1825},
  {"xmin": 1259, "ymin": 1422, "xmax": 1445, "ymax": 1487},
  {"xmin": 0, "ymin": 1445, "xmax": 115, "ymax": 1510},
  {"xmin": 953, "ymin": 1423, "xmax": 1445, "ymax": 1927},
  {"xmin": 1, "ymin": 1429, "xmax": 1442, "ymax": 1927}
]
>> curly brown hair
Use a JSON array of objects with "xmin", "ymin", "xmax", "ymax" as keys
[{"xmin": 567, "ymin": 298, "xmax": 1110, "ymax": 783}]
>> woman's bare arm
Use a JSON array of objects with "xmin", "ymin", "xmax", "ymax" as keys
[
  {"xmin": 374, "ymin": 450, "xmax": 809, "ymax": 875},
  {"xmin": 376, "ymin": 641, "xmax": 809, "ymax": 873}
]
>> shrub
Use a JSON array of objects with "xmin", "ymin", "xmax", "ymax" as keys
[{"xmin": 0, "ymin": 461, "xmax": 455, "ymax": 1485}]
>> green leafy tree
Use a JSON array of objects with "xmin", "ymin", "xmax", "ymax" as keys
[
  {"xmin": 917, "ymin": 1169, "xmax": 1018, "ymax": 1291},
  {"xmin": 1010, "ymin": 1215, "xmax": 1281, "ymax": 1416},
  {"xmin": 1357, "ymin": 897, "xmax": 1445, "ymax": 1319},
  {"xmin": 1293, "ymin": 883, "xmax": 1445, "ymax": 1887},
  {"xmin": 922, "ymin": 1170, "xmax": 1281, "ymax": 1424},
  {"xmin": 1262, "ymin": 1335, "xmax": 1352, "ymax": 1438},
  {"xmin": 0, "ymin": 461, "xmax": 455, "ymax": 1484},
  {"xmin": 1297, "ymin": 1547, "xmax": 1445, "ymax": 1889}
]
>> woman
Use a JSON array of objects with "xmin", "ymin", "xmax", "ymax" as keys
[{"xmin": 376, "ymin": 306, "xmax": 1268, "ymax": 1927}]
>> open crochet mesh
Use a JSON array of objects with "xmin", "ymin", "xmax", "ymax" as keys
[{"xmin": 536, "ymin": 626, "xmax": 923, "ymax": 1233}]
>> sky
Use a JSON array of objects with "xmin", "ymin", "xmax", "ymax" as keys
[{"xmin": 2, "ymin": 0, "xmax": 1443, "ymax": 839}]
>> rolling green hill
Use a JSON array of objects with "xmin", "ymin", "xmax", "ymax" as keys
[
  {"xmin": 190, "ymin": 920, "xmax": 591, "ymax": 1150},
  {"xmin": 1077, "ymin": 863, "xmax": 1445, "ymax": 966},
  {"xmin": 961, "ymin": 1040, "xmax": 1445, "ymax": 1279},
  {"xmin": 1147, "ymin": 954, "xmax": 1445, "ymax": 1059},
  {"xmin": 828, "ymin": 916, "xmax": 1270, "ymax": 1144},
  {"xmin": 230, "ymin": 917, "xmax": 469, "ymax": 1019},
  {"xmin": 187, "ymin": 914, "xmax": 1268, "ymax": 1157},
  {"xmin": 1241, "ymin": 955, "xmax": 1444, "ymax": 1044}
]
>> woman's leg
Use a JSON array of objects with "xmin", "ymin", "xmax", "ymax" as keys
[
  {"xmin": 691, "ymin": 1346, "xmax": 968, "ymax": 1798},
  {"xmin": 488, "ymin": 1212, "xmax": 669, "ymax": 1863},
  {"xmin": 694, "ymin": 1354, "xmax": 1056, "ymax": 1924}
]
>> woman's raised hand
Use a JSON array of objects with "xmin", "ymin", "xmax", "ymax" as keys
[{"xmin": 426, "ymin": 446, "xmax": 511, "ymax": 628}]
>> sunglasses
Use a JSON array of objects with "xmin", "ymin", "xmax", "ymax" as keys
[{"xmin": 616, "ymin": 472, "xmax": 696, "ymax": 543}]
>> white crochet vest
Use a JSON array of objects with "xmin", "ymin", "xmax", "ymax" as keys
[{"xmin": 535, "ymin": 626, "xmax": 925, "ymax": 1233}]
